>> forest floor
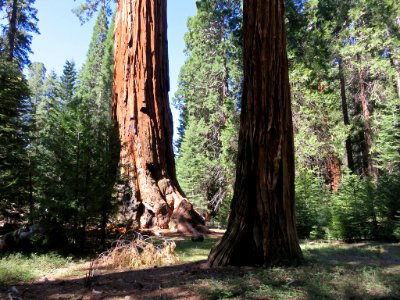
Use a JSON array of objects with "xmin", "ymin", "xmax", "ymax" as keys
[{"xmin": 1, "ymin": 230, "xmax": 400, "ymax": 299}]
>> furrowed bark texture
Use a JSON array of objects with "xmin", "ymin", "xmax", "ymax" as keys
[
  {"xmin": 208, "ymin": 0, "xmax": 303, "ymax": 267},
  {"xmin": 112, "ymin": 0, "xmax": 205, "ymax": 233}
]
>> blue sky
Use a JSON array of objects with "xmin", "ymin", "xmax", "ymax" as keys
[{"xmin": 29, "ymin": 0, "xmax": 197, "ymax": 139}]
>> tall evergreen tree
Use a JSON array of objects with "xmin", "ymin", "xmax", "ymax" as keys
[
  {"xmin": 174, "ymin": 0, "xmax": 242, "ymax": 217},
  {"xmin": 72, "ymin": 0, "xmax": 114, "ymax": 24},
  {"xmin": 59, "ymin": 60, "xmax": 78, "ymax": 105},
  {"xmin": 285, "ymin": 0, "xmax": 400, "ymax": 240},
  {"xmin": 0, "ymin": 58, "xmax": 30, "ymax": 218},
  {"xmin": 0, "ymin": 0, "xmax": 39, "ymax": 66},
  {"xmin": 27, "ymin": 62, "xmax": 46, "ymax": 214},
  {"xmin": 73, "ymin": 7, "xmax": 117, "ymax": 249}
]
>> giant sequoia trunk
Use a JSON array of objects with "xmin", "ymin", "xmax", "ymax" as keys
[
  {"xmin": 112, "ymin": 0, "xmax": 205, "ymax": 233},
  {"xmin": 208, "ymin": 0, "xmax": 303, "ymax": 267}
]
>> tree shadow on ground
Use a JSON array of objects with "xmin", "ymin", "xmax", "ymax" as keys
[{"xmin": 1, "ymin": 242, "xmax": 399, "ymax": 299}]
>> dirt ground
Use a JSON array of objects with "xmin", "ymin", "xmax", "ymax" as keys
[
  {"xmin": 2, "ymin": 230, "xmax": 226, "ymax": 300},
  {"xmin": 7, "ymin": 261, "xmax": 223, "ymax": 300},
  {"xmin": 2, "ymin": 233, "xmax": 400, "ymax": 300}
]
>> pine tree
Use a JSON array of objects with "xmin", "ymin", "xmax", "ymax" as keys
[
  {"xmin": 27, "ymin": 62, "xmax": 46, "ymax": 215},
  {"xmin": 59, "ymin": 60, "xmax": 78, "ymax": 105},
  {"xmin": 174, "ymin": 0, "xmax": 242, "ymax": 218},
  {"xmin": 0, "ymin": 58, "xmax": 30, "ymax": 218},
  {"xmin": 34, "ymin": 63, "xmax": 79, "ymax": 227},
  {"xmin": 285, "ymin": 0, "xmax": 400, "ymax": 240},
  {"xmin": 0, "ymin": 0, "xmax": 39, "ymax": 66},
  {"xmin": 97, "ymin": 14, "xmax": 119, "ymax": 246},
  {"xmin": 72, "ymin": 0, "xmax": 114, "ymax": 24},
  {"xmin": 73, "ymin": 7, "xmax": 116, "ymax": 249}
]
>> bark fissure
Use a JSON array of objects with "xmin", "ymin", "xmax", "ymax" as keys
[
  {"xmin": 113, "ymin": 0, "xmax": 205, "ymax": 233},
  {"xmin": 208, "ymin": 0, "xmax": 302, "ymax": 267}
]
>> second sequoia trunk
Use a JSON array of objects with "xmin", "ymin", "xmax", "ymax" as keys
[
  {"xmin": 112, "ymin": 0, "xmax": 205, "ymax": 233},
  {"xmin": 208, "ymin": 0, "xmax": 303, "ymax": 267}
]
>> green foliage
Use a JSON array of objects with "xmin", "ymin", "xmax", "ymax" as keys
[
  {"xmin": 295, "ymin": 168, "xmax": 332, "ymax": 239},
  {"xmin": 330, "ymin": 172, "xmax": 400, "ymax": 241},
  {"xmin": 23, "ymin": 8, "xmax": 118, "ymax": 250},
  {"xmin": 59, "ymin": 60, "xmax": 77, "ymax": 104},
  {"xmin": 72, "ymin": 0, "xmax": 115, "ymax": 24},
  {"xmin": 0, "ymin": 0, "xmax": 39, "ymax": 66},
  {"xmin": 331, "ymin": 174, "xmax": 377, "ymax": 240},
  {"xmin": 175, "ymin": 0, "xmax": 242, "ymax": 219},
  {"xmin": 191, "ymin": 242, "xmax": 400, "ymax": 299},
  {"xmin": 0, "ymin": 253, "xmax": 72, "ymax": 285},
  {"xmin": 286, "ymin": 0, "xmax": 400, "ymax": 241},
  {"xmin": 174, "ymin": 236, "xmax": 220, "ymax": 263},
  {"xmin": 0, "ymin": 58, "xmax": 30, "ymax": 217}
]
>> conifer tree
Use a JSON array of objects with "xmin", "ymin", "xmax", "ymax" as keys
[
  {"xmin": 27, "ymin": 62, "xmax": 46, "ymax": 214},
  {"xmin": 0, "ymin": 0, "xmax": 39, "ymax": 66},
  {"xmin": 73, "ymin": 7, "xmax": 116, "ymax": 248},
  {"xmin": 174, "ymin": 0, "xmax": 242, "ymax": 218},
  {"xmin": 0, "ymin": 58, "xmax": 30, "ymax": 218}
]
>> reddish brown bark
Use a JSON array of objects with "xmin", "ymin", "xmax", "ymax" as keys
[
  {"xmin": 357, "ymin": 58, "xmax": 377, "ymax": 180},
  {"xmin": 326, "ymin": 152, "xmax": 341, "ymax": 192},
  {"xmin": 208, "ymin": 0, "xmax": 303, "ymax": 267},
  {"xmin": 112, "ymin": 0, "xmax": 205, "ymax": 234}
]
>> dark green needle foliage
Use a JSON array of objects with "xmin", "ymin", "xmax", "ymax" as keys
[
  {"xmin": 0, "ymin": 58, "xmax": 30, "ymax": 218},
  {"xmin": 23, "ymin": 8, "xmax": 118, "ymax": 250},
  {"xmin": 285, "ymin": 0, "xmax": 400, "ymax": 240},
  {"xmin": 174, "ymin": 0, "xmax": 242, "ymax": 224},
  {"xmin": 0, "ymin": 0, "xmax": 39, "ymax": 67}
]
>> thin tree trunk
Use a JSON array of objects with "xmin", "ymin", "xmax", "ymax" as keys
[
  {"xmin": 393, "ymin": 58, "xmax": 400, "ymax": 99},
  {"xmin": 357, "ymin": 56, "xmax": 377, "ymax": 180},
  {"xmin": 80, "ymin": 159, "xmax": 90, "ymax": 251},
  {"xmin": 113, "ymin": 0, "xmax": 205, "ymax": 234},
  {"xmin": 338, "ymin": 58, "xmax": 355, "ymax": 172},
  {"xmin": 208, "ymin": 0, "xmax": 303, "ymax": 267},
  {"xmin": 28, "ymin": 165, "xmax": 33, "ymax": 215},
  {"xmin": 7, "ymin": 0, "xmax": 18, "ymax": 61}
]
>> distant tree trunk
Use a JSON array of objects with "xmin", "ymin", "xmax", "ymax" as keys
[
  {"xmin": 112, "ymin": 0, "xmax": 205, "ymax": 234},
  {"xmin": 392, "ymin": 58, "xmax": 400, "ymax": 99},
  {"xmin": 338, "ymin": 58, "xmax": 355, "ymax": 172},
  {"xmin": 208, "ymin": 0, "xmax": 303, "ymax": 267},
  {"xmin": 6, "ymin": 0, "xmax": 18, "ymax": 61},
  {"xmin": 28, "ymin": 165, "xmax": 33, "ymax": 214},
  {"xmin": 100, "ymin": 194, "xmax": 108, "ymax": 247},
  {"xmin": 357, "ymin": 56, "xmax": 377, "ymax": 180},
  {"xmin": 325, "ymin": 152, "xmax": 341, "ymax": 192}
]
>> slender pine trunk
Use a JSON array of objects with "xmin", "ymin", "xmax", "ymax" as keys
[
  {"xmin": 338, "ymin": 58, "xmax": 355, "ymax": 172},
  {"xmin": 7, "ymin": 0, "xmax": 18, "ymax": 61}
]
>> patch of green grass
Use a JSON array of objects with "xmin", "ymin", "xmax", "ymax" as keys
[
  {"xmin": 0, "ymin": 253, "xmax": 73, "ymax": 285},
  {"xmin": 185, "ymin": 241, "xmax": 400, "ymax": 299},
  {"xmin": 174, "ymin": 237, "xmax": 218, "ymax": 262}
]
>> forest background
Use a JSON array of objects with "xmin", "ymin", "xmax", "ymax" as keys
[{"xmin": 1, "ymin": 0, "xmax": 400, "ymax": 252}]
